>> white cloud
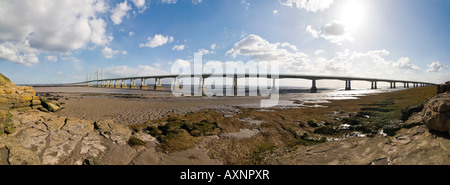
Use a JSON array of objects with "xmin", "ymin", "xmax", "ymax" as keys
[
  {"xmin": 46, "ymin": 55, "xmax": 58, "ymax": 62},
  {"xmin": 129, "ymin": 32, "xmax": 135, "ymax": 36},
  {"xmin": 111, "ymin": 0, "xmax": 132, "ymax": 25},
  {"xmin": 427, "ymin": 61, "xmax": 448, "ymax": 72},
  {"xmin": 89, "ymin": 18, "xmax": 113, "ymax": 46},
  {"xmin": 192, "ymin": 0, "xmax": 203, "ymax": 4},
  {"xmin": 172, "ymin": 44, "xmax": 185, "ymax": 51},
  {"xmin": 279, "ymin": 42, "xmax": 298, "ymax": 51},
  {"xmin": 101, "ymin": 47, "xmax": 127, "ymax": 58},
  {"xmin": 0, "ymin": 0, "xmax": 110, "ymax": 65},
  {"xmin": 307, "ymin": 21, "xmax": 352, "ymax": 45},
  {"xmin": 306, "ymin": 25, "xmax": 320, "ymax": 38},
  {"xmin": 273, "ymin": 9, "xmax": 279, "ymax": 15},
  {"xmin": 0, "ymin": 41, "xmax": 39, "ymax": 66},
  {"xmin": 161, "ymin": 0, "xmax": 177, "ymax": 4},
  {"xmin": 393, "ymin": 57, "xmax": 420, "ymax": 70},
  {"xmin": 321, "ymin": 21, "xmax": 352, "ymax": 45},
  {"xmin": 130, "ymin": 0, "xmax": 148, "ymax": 13},
  {"xmin": 242, "ymin": 0, "xmax": 250, "ymax": 10},
  {"xmin": 197, "ymin": 48, "xmax": 215, "ymax": 55},
  {"xmin": 226, "ymin": 34, "xmax": 310, "ymax": 73},
  {"xmin": 60, "ymin": 56, "xmax": 81, "ymax": 63},
  {"xmin": 139, "ymin": 34, "xmax": 174, "ymax": 48},
  {"xmin": 104, "ymin": 65, "xmax": 169, "ymax": 78},
  {"xmin": 314, "ymin": 50, "xmax": 324, "ymax": 55},
  {"xmin": 281, "ymin": 0, "xmax": 334, "ymax": 12},
  {"xmin": 210, "ymin": 44, "xmax": 216, "ymax": 50},
  {"xmin": 316, "ymin": 49, "xmax": 421, "ymax": 79}
]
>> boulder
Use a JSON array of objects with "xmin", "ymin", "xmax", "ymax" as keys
[
  {"xmin": 436, "ymin": 81, "xmax": 450, "ymax": 95},
  {"xmin": 401, "ymin": 105, "xmax": 423, "ymax": 121},
  {"xmin": 403, "ymin": 112, "xmax": 424, "ymax": 129},
  {"xmin": 422, "ymin": 92, "xmax": 450, "ymax": 135},
  {"xmin": 41, "ymin": 100, "xmax": 61, "ymax": 112}
]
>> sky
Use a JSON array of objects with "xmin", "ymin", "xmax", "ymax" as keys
[{"xmin": 0, "ymin": 0, "xmax": 449, "ymax": 86}]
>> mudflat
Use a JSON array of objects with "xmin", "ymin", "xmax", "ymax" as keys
[{"xmin": 34, "ymin": 86, "xmax": 264, "ymax": 124}]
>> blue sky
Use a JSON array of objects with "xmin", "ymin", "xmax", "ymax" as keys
[{"xmin": 0, "ymin": 0, "xmax": 449, "ymax": 85}]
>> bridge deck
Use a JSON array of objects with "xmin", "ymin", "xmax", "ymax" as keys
[{"xmin": 81, "ymin": 73, "xmax": 436, "ymax": 85}]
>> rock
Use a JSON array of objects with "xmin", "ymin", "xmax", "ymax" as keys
[
  {"xmin": 61, "ymin": 118, "xmax": 94, "ymax": 136},
  {"xmin": 94, "ymin": 120, "xmax": 131, "ymax": 145},
  {"xmin": 83, "ymin": 157, "xmax": 106, "ymax": 165},
  {"xmin": 42, "ymin": 130, "xmax": 84, "ymax": 165},
  {"xmin": 401, "ymin": 105, "xmax": 423, "ymax": 121},
  {"xmin": 422, "ymin": 92, "xmax": 450, "ymax": 135},
  {"xmin": 80, "ymin": 132, "xmax": 107, "ymax": 158},
  {"xmin": 41, "ymin": 100, "xmax": 61, "ymax": 112},
  {"xmin": 31, "ymin": 99, "xmax": 41, "ymax": 106},
  {"xmin": 436, "ymin": 81, "xmax": 450, "ymax": 95},
  {"xmin": 6, "ymin": 143, "xmax": 41, "ymax": 165},
  {"xmin": 14, "ymin": 127, "xmax": 48, "ymax": 155},
  {"xmin": 42, "ymin": 116, "xmax": 67, "ymax": 131},
  {"xmin": 370, "ymin": 157, "xmax": 391, "ymax": 165},
  {"xmin": 403, "ymin": 112, "xmax": 424, "ymax": 128}
]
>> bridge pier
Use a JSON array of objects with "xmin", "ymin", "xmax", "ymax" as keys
[
  {"xmin": 140, "ymin": 79, "xmax": 148, "ymax": 89},
  {"xmin": 233, "ymin": 76, "xmax": 238, "ymax": 96},
  {"xmin": 121, "ymin": 79, "xmax": 126, "ymax": 88},
  {"xmin": 130, "ymin": 79, "xmax": 137, "ymax": 89},
  {"xmin": 345, "ymin": 80, "xmax": 351, "ymax": 90},
  {"xmin": 390, "ymin": 82, "xmax": 396, "ymax": 89},
  {"xmin": 371, "ymin": 81, "xmax": 378, "ymax": 89},
  {"xmin": 311, "ymin": 79, "xmax": 317, "ymax": 93},
  {"xmin": 154, "ymin": 78, "xmax": 162, "ymax": 90},
  {"xmin": 200, "ymin": 77, "xmax": 206, "ymax": 96}
]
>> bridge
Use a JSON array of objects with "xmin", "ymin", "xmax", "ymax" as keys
[{"xmin": 80, "ymin": 73, "xmax": 437, "ymax": 94}]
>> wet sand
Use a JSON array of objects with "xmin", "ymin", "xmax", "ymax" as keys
[{"xmin": 34, "ymin": 86, "xmax": 266, "ymax": 124}]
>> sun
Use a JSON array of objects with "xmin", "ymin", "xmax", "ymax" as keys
[{"xmin": 340, "ymin": 0, "xmax": 365, "ymax": 32}]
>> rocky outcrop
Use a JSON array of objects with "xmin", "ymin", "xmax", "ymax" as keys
[
  {"xmin": 0, "ymin": 73, "xmax": 38, "ymax": 108},
  {"xmin": 94, "ymin": 120, "xmax": 132, "ymax": 145},
  {"xmin": 265, "ymin": 125, "xmax": 450, "ymax": 165},
  {"xmin": 436, "ymin": 81, "xmax": 450, "ymax": 95},
  {"xmin": 422, "ymin": 92, "xmax": 450, "ymax": 135},
  {"xmin": 0, "ymin": 73, "xmax": 60, "ymax": 113},
  {"xmin": 0, "ymin": 73, "xmax": 221, "ymax": 165}
]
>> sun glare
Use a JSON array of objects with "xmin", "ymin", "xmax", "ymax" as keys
[{"xmin": 340, "ymin": 0, "xmax": 365, "ymax": 32}]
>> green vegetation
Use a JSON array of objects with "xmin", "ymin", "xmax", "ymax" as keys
[
  {"xmin": 141, "ymin": 116, "xmax": 220, "ymax": 152},
  {"xmin": 128, "ymin": 137, "xmax": 147, "ymax": 147},
  {"xmin": 0, "ymin": 110, "xmax": 14, "ymax": 135},
  {"xmin": 251, "ymin": 144, "xmax": 276, "ymax": 165},
  {"xmin": 0, "ymin": 73, "xmax": 11, "ymax": 84},
  {"xmin": 181, "ymin": 120, "xmax": 218, "ymax": 137},
  {"xmin": 296, "ymin": 133, "xmax": 327, "ymax": 146},
  {"xmin": 314, "ymin": 126, "xmax": 338, "ymax": 135}
]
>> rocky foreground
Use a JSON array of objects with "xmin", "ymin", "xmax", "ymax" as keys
[{"xmin": 0, "ymin": 73, "xmax": 449, "ymax": 165}]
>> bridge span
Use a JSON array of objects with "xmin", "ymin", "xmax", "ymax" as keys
[{"xmin": 80, "ymin": 73, "xmax": 437, "ymax": 94}]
